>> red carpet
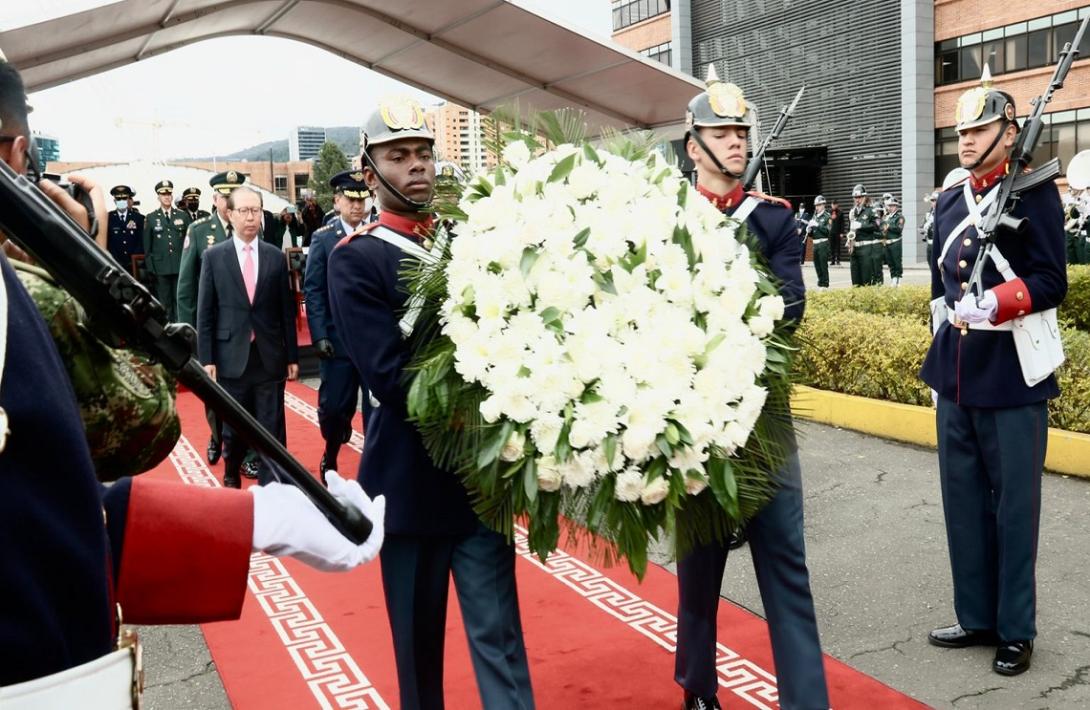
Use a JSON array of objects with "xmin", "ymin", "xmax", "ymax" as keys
[{"xmin": 146, "ymin": 382, "xmax": 927, "ymax": 709}]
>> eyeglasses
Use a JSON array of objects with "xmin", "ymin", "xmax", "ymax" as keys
[{"xmin": 232, "ymin": 207, "xmax": 262, "ymax": 217}]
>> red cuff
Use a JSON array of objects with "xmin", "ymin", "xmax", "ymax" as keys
[
  {"xmin": 991, "ymin": 278, "xmax": 1033, "ymax": 324},
  {"xmin": 117, "ymin": 478, "xmax": 253, "ymax": 624}
]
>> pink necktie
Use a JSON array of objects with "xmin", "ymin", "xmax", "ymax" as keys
[{"xmin": 242, "ymin": 244, "xmax": 256, "ymax": 303}]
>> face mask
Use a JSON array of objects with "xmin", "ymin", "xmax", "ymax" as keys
[{"xmin": 115, "ymin": 200, "xmax": 128, "ymax": 211}]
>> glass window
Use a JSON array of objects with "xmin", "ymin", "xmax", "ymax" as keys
[
  {"xmin": 274, "ymin": 176, "xmax": 288, "ymax": 194},
  {"xmin": 1079, "ymin": 118, "xmax": 1090, "ymax": 153},
  {"xmin": 1027, "ymin": 16, "xmax": 1051, "ymax": 32},
  {"xmin": 961, "ymin": 32, "xmax": 982, "ymax": 46},
  {"xmin": 981, "ymin": 39, "xmax": 1004, "ymax": 74},
  {"xmin": 1005, "ymin": 34, "xmax": 1028, "ymax": 71},
  {"xmin": 1053, "ymin": 22, "xmax": 1078, "ymax": 58},
  {"xmin": 1038, "ymin": 122, "xmax": 1056, "ymax": 163},
  {"xmin": 961, "ymin": 44, "xmax": 982, "ymax": 79},
  {"xmin": 1027, "ymin": 28, "xmax": 1051, "ymax": 68},
  {"xmin": 1006, "ymin": 21, "xmax": 1028, "ymax": 36},
  {"xmin": 982, "ymin": 28, "xmax": 1004, "ymax": 42},
  {"xmin": 1056, "ymin": 122, "xmax": 1078, "ymax": 168},
  {"xmin": 939, "ymin": 37, "xmax": 958, "ymax": 51},
  {"xmin": 1055, "ymin": 10, "xmax": 1078, "ymax": 24}
]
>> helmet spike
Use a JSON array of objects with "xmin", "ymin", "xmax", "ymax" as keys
[
  {"xmin": 981, "ymin": 63, "xmax": 993, "ymax": 89},
  {"xmin": 704, "ymin": 63, "xmax": 721, "ymax": 87}
]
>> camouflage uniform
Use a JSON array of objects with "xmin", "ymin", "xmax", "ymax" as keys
[{"xmin": 13, "ymin": 260, "xmax": 180, "ymax": 481}]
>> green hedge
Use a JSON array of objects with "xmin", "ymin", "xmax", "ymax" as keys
[{"xmin": 795, "ymin": 282, "xmax": 1090, "ymax": 434}]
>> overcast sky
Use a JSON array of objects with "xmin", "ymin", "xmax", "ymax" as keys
[{"xmin": 0, "ymin": 1, "xmax": 612, "ymax": 162}]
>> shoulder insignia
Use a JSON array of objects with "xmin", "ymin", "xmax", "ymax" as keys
[
  {"xmin": 746, "ymin": 190, "xmax": 792, "ymax": 210},
  {"xmin": 942, "ymin": 176, "xmax": 970, "ymax": 192},
  {"xmin": 334, "ymin": 221, "xmax": 380, "ymax": 249}
]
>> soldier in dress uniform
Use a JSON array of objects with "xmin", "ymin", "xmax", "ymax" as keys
[
  {"xmin": 808, "ymin": 195, "xmax": 832, "ymax": 289},
  {"xmin": 177, "ymin": 170, "xmax": 246, "ymax": 465},
  {"xmin": 921, "ymin": 191, "xmax": 938, "ymax": 266},
  {"xmin": 920, "ymin": 69, "xmax": 1067, "ymax": 678},
  {"xmin": 847, "ymin": 184, "xmax": 881, "ymax": 286},
  {"xmin": 327, "ymin": 96, "xmax": 534, "ymax": 710},
  {"xmin": 141, "ymin": 179, "xmax": 191, "ymax": 322},
  {"xmin": 181, "ymin": 186, "xmax": 210, "ymax": 222},
  {"xmin": 674, "ymin": 66, "xmax": 829, "ymax": 710},
  {"xmin": 0, "ymin": 55, "xmax": 384, "ymax": 705},
  {"xmin": 105, "ymin": 185, "xmax": 144, "ymax": 274},
  {"xmin": 1063, "ymin": 186, "xmax": 1088, "ymax": 264},
  {"xmin": 881, "ymin": 195, "xmax": 905, "ymax": 286},
  {"xmin": 304, "ymin": 169, "xmax": 373, "ymax": 479}
]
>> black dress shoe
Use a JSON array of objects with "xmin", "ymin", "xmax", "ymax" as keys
[
  {"xmin": 727, "ymin": 528, "xmax": 748, "ymax": 550},
  {"xmin": 223, "ymin": 474, "xmax": 241, "ymax": 489},
  {"xmin": 241, "ymin": 461, "xmax": 259, "ymax": 480},
  {"xmin": 682, "ymin": 692, "xmax": 721, "ymax": 710},
  {"xmin": 928, "ymin": 623, "xmax": 999, "ymax": 648},
  {"xmin": 994, "ymin": 640, "xmax": 1032, "ymax": 676},
  {"xmin": 207, "ymin": 437, "xmax": 222, "ymax": 465}
]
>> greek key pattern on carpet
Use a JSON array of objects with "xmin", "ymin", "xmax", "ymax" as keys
[
  {"xmin": 169, "ymin": 435, "xmax": 390, "ymax": 710},
  {"xmin": 286, "ymin": 393, "xmax": 779, "ymax": 708},
  {"xmin": 285, "ymin": 391, "xmax": 366, "ymax": 452},
  {"xmin": 512, "ymin": 525, "xmax": 780, "ymax": 709}
]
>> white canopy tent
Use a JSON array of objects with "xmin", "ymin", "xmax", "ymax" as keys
[{"xmin": 0, "ymin": 0, "xmax": 702, "ymax": 137}]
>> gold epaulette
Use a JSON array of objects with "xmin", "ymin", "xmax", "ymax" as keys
[{"xmin": 335, "ymin": 221, "xmax": 380, "ymax": 249}]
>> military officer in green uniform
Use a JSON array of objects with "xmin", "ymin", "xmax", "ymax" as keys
[
  {"xmin": 142, "ymin": 179, "xmax": 191, "ymax": 321},
  {"xmin": 847, "ymin": 184, "xmax": 881, "ymax": 286},
  {"xmin": 881, "ymin": 195, "xmax": 905, "ymax": 286},
  {"xmin": 177, "ymin": 169, "xmax": 247, "ymax": 465},
  {"xmin": 182, "ymin": 186, "xmax": 211, "ymax": 222},
  {"xmin": 808, "ymin": 195, "xmax": 832, "ymax": 288}
]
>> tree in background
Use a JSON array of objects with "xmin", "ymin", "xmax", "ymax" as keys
[{"xmin": 307, "ymin": 141, "xmax": 350, "ymax": 211}]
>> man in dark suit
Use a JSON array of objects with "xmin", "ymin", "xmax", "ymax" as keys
[
  {"xmin": 197, "ymin": 186, "xmax": 299, "ymax": 488},
  {"xmin": 105, "ymin": 184, "xmax": 144, "ymax": 273},
  {"xmin": 304, "ymin": 169, "xmax": 373, "ymax": 479},
  {"xmin": 674, "ymin": 68, "xmax": 828, "ymax": 710},
  {"xmin": 921, "ymin": 73, "xmax": 1066, "ymax": 678},
  {"xmin": 328, "ymin": 97, "xmax": 534, "ymax": 710}
]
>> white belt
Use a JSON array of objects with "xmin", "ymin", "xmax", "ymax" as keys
[
  {"xmin": 811, "ymin": 238, "xmax": 828, "ymax": 244},
  {"xmin": 0, "ymin": 646, "xmax": 139, "ymax": 710},
  {"xmin": 946, "ymin": 309, "xmax": 1013, "ymax": 332},
  {"xmin": 855, "ymin": 240, "xmax": 878, "ymax": 246},
  {"xmin": 883, "ymin": 237, "xmax": 902, "ymax": 244}
]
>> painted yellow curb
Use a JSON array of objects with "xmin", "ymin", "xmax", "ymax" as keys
[{"xmin": 790, "ymin": 385, "xmax": 1090, "ymax": 479}]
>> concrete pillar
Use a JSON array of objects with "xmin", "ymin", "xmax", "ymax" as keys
[
  {"xmin": 901, "ymin": 0, "xmax": 935, "ymax": 266},
  {"xmin": 671, "ymin": 0, "xmax": 693, "ymax": 77}
]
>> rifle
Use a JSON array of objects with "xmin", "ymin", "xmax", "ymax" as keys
[
  {"xmin": 968, "ymin": 16, "xmax": 1089, "ymax": 297},
  {"xmin": 741, "ymin": 85, "xmax": 805, "ymax": 191},
  {"xmin": 0, "ymin": 159, "xmax": 374, "ymax": 544}
]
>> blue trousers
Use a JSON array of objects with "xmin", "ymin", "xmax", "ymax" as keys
[
  {"xmin": 317, "ymin": 356, "xmax": 368, "ymax": 461},
  {"xmin": 676, "ymin": 449, "xmax": 829, "ymax": 709},
  {"xmin": 379, "ymin": 522, "xmax": 534, "ymax": 710},
  {"xmin": 936, "ymin": 397, "xmax": 1046, "ymax": 641}
]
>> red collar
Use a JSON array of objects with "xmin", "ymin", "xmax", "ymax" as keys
[
  {"xmin": 377, "ymin": 210, "xmax": 434, "ymax": 240},
  {"xmin": 697, "ymin": 182, "xmax": 746, "ymax": 211},
  {"xmin": 970, "ymin": 159, "xmax": 1010, "ymax": 192}
]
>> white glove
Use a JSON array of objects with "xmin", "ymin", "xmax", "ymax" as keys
[
  {"xmin": 931, "ymin": 389, "xmax": 939, "ymax": 407},
  {"xmin": 807, "ymin": 219, "xmax": 819, "ymax": 228},
  {"xmin": 953, "ymin": 290, "xmax": 998, "ymax": 324},
  {"xmin": 251, "ymin": 472, "xmax": 386, "ymax": 572},
  {"xmin": 850, "ymin": 220, "xmax": 862, "ymax": 231}
]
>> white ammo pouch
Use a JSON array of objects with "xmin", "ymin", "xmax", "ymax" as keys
[
  {"xmin": 989, "ymin": 246, "xmax": 1064, "ymax": 387},
  {"xmin": 0, "ymin": 645, "xmax": 141, "ymax": 710}
]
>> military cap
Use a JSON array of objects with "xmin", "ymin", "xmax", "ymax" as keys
[
  {"xmin": 886, "ymin": 196, "xmax": 900, "ymax": 206},
  {"xmin": 362, "ymin": 95, "xmax": 434, "ymax": 150},
  {"xmin": 330, "ymin": 169, "xmax": 370, "ymax": 199},
  {"xmin": 955, "ymin": 65, "xmax": 1018, "ymax": 133},
  {"xmin": 813, "ymin": 195, "xmax": 826, "ymax": 206},
  {"xmin": 110, "ymin": 185, "xmax": 134, "ymax": 199},
  {"xmin": 209, "ymin": 170, "xmax": 247, "ymax": 194},
  {"xmin": 686, "ymin": 64, "xmax": 753, "ymax": 131},
  {"xmin": 852, "ymin": 184, "xmax": 867, "ymax": 197},
  {"xmin": 881, "ymin": 192, "xmax": 894, "ymax": 202},
  {"xmin": 181, "ymin": 187, "xmax": 201, "ymax": 199},
  {"xmin": 154, "ymin": 179, "xmax": 174, "ymax": 194}
]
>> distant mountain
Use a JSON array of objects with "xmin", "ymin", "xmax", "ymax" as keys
[{"xmin": 176, "ymin": 126, "xmax": 360, "ymax": 162}]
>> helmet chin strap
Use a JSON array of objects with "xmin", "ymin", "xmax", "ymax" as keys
[
  {"xmin": 363, "ymin": 149, "xmax": 432, "ymax": 212},
  {"xmin": 688, "ymin": 129, "xmax": 745, "ymax": 180},
  {"xmin": 963, "ymin": 120, "xmax": 1009, "ymax": 171}
]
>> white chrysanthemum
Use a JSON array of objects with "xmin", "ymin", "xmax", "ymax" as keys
[
  {"xmin": 502, "ymin": 140, "xmax": 532, "ymax": 168},
  {"xmin": 640, "ymin": 476, "xmax": 670, "ymax": 506},
  {"xmin": 615, "ymin": 468, "xmax": 644, "ymax": 502}
]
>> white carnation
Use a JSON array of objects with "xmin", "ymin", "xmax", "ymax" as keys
[
  {"xmin": 502, "ymin": 140, "xmax": 532, "ymax": 168},
  {"xmin": 748, "ymin": 314, "xmax": 775, "ymax": 338},
  {"xmin": 758, "ymin": 295, "xmax": 786, "ymax": 322}
]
